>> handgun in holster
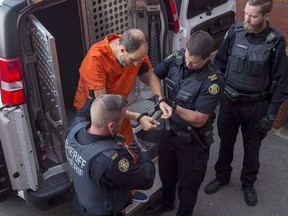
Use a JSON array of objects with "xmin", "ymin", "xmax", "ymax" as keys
[{"xmin": 196, "ymin": 124, "xmax": 214, "ymax": 147}]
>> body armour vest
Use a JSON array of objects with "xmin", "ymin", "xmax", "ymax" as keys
[
  {"xmin": 165, "ymin": 49, "xmax": 222, "ymax": 130},
  {"xmin": 65, "ymin": 122, "xmax": 130, "ymax": 215},
  {"xmin": 226, "ymin": 24, "xmax": 280, "ymax": 92}
]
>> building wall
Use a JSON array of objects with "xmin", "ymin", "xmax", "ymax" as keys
[{"xmin": 236, "ymin": 0, "xmax": 288, "ymax": 40}]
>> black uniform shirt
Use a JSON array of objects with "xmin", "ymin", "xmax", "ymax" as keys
[
  {"xmin": 214, "ymin": 23, "xmax": 288, "ymax": 116},
  {"xmin": 154, "ymin": 50, "xmax": 224, "ymax": 127}
]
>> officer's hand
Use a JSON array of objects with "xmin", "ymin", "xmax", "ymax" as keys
[
  {"xmin": 130, "ymin": 136, "xmax": 148, "ymax": 155},
  {"xmin": 158, "ymin": 101, "xmax": 173, "ymax": 119},
  {"xmin": 138, "ymin": 115, "xmax": 160, "ymax": 130},
  {"xmin": 163, "ymin": 98, "xmax": 177, "ymax": 111},
  {"xmin": 155, "ymin": 98, "xmax": 176, "ymax": 119},
  {"xmin": 257, "ymin": 115, "xmax": 275, "ymax": 134}
]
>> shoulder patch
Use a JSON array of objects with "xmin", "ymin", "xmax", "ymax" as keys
[
  {"xmin": 208, "ymin": 74, "xmax": 218, "ymax": 81},
  {"xmin": 118, "ymin": 158, "xmax": 130, "ymax": 172},
  {"xmin": 209, "ymin": 83, "xmax": 220, "ymax": 95}
]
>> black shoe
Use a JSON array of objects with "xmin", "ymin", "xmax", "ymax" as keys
[
  {"xmin": 146, "ymin": 200, "xmax": 174, "ymax": 216},
  {"xmin": 242, "ymin": 185, "xmax": 258, "ymax": 206},
  {"xmin": 204, "ymin": 178, "xmax": 229, "ymax": 194}
]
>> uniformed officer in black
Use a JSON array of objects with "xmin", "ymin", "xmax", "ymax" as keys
[
  {"xmin": 146, "ymin": 31, "xmax": 224, "ymax": 216},
  {"xmin": 204, "ymin": 0, "xmax": 288, "ymax": 207},
  {"xmin": 65, "ymin": 94, "xmax": 155, "ymax": 216}
]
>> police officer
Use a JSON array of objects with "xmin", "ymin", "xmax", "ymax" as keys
[
  {"xmin": 146, "ymin": 31, "xmax": 224, "ymax": 216},
  {"xmin": 65, "ymin": 94, "xmax": 155, "ymax": 216},
  {"xmin": 204, "ymin": 0, "xmax": 288, "ymax": 207}
]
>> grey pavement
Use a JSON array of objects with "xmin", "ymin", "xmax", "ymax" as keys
[{"xmin": 1, "ymin": 124, "xmax": 288, "ymax": 216}]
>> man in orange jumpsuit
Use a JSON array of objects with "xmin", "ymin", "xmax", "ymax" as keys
[{"xmin": 74, "ymin": 29, "xmax": 172, "ymax": 202}]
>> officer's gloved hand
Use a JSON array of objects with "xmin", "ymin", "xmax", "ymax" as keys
[
  {"xmin": 130, "ymin": 136, "xmax": 148, "ymax": 155},
  {"xmin": 257, "ymin": 114, "xmax": 275, "ymax": 134}
]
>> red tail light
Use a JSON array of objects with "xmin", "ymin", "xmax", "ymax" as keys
[
  {"xmin": 0, "ymin": 57, "xmax": 25, "ymax": 105},
  {"xmin": 168, "ymin": 0, "xmax": 180, "ymax": 33}
]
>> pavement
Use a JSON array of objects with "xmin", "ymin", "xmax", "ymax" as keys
[
  {"xmin": 161, "ymin": 124, "xmax": 288, "ymax": 216},
  {"xmin": 0, "ymin": 122, "xmax": 288, "ymax": 216}
]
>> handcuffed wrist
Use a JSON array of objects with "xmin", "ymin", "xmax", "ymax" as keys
[
  {"xmin": 158, "ymin": 98, "xmax": 166, "ymax": 105},
  {"xmin": 136, "ymin": 112, "xmax": 148, "ymax": 123}
]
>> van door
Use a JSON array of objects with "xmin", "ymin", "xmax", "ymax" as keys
[
  {"xmin": 169, "ymin": 0, "xmax": 236, "ymax": 52},
  {"xmin": 21, "ymin": 14, "xmax": 68, "ymax": 173}
]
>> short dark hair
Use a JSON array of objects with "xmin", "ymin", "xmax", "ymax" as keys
[
  {"xmin": 119, "ymin": 29, "xmax": 148, "ymax": 53},
  {"xmin": 95, "ymin": 94, "xmax": 127, "ymax": 112},
  {"xmin": 186, "ymin": 30, "xmax": 215, "ymax": 59},
  {"xmin": 91, "ymin": 94, "xmax": 127, "ymax": 127},
  {"xmin": 248, "ymin": 0, "xmax": 273, "ymax": 15}
]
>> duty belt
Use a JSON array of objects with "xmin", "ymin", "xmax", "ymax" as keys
[
  {"xmin": 170, "ymin": 125, "xmax": 208, "ymax": 149},
  {"xmin": 224, "ymin": 85, "xmax": 267, "ymax": 102}
]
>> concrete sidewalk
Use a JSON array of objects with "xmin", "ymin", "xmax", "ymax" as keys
[{"xmin": 160, "ymin": 125, "xmax": 288, "ymax": 216}]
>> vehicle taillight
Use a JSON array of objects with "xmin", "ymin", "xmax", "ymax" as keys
[
  {"xmin": 167, "ymin": 0, "xmax": 180, "ymax": 33},
  {"xmin": 0, "ymin": 57, "xmax": 25, "ymax": 105}
]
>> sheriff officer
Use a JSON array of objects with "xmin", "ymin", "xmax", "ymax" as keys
[
  {"xmin": 66, "ymin": 94, "xmax": 155, "ymax": 216},
  {"xmin": 146, "ymin": 30, "xmax": 224, "ymax": 216}
]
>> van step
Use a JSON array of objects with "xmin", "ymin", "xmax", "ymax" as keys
[
  {"xmin": 24, "ymin": 172, "xmax": 73, "ymax": 211},
  {"xmin": 125, "ymin": 157, "xmax": 162, "ymax": 215}
]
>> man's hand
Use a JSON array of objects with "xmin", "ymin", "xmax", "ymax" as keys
[
  {"xmin": 257, "ymin": 114, "xmax": 275, "ymax": 134},
  {"xmin": 158, "ymin": 100, "xmax": 173, "ymax": 119},
  {"xmin": 138, "ymin": 114, "xmax": 160, "ymax": 130},
  {"xmin": 155, "ymin": 98, "xmax": 174, "ymax": 119}
]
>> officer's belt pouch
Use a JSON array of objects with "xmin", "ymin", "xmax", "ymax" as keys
[
  {"xmin": 224, "ymin": 86, "xmax": 266, "ymax": 102},
  {"xmin": 224, "ymin": 85, "xmax": 240, "ymax": 102}
]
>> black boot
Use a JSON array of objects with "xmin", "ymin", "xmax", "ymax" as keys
[
  {"xmin": 204, "ymin": 178, "xmax": 229, "ymax": 194},
  {"xmin": 242, "ymin": 185, "xmax": 258, "ymax": 206}
]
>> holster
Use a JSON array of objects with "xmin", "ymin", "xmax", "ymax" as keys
[
  {"xmin": 196, "ymin": 124, "xmax": 214, "ymax": 147},
  {"xmin": 169, "ymin": 124, "xmax": 212, "ymax": 149}
]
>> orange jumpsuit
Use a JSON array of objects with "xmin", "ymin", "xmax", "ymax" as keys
[{"xmin": 74, "ymin": 34, "xmax": 152, "ymax": 146}]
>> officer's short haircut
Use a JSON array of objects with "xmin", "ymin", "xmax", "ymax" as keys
[
  {"xmin": 119, "ymin": 29, "xmax": 148, "ymax": 53},
  {"xmin": 248, "ymin": 0, "xmax": 273, "ymax": 15},
  {"xmin": 91, "ymin": 94, "xmax": 127, "ymax": 127},
  {"xmin": 186, "ymin": 30, "xmax": 215, "ymax": 60}
]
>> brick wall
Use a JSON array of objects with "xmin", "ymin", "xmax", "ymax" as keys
[{"xmin": 236, "ymin": 0, "xmax": 288, "ymax": 40}]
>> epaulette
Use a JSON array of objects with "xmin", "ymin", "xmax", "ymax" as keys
[
  {"xmin": 103, "ymin": 149, "xmax": 119, "ymax": 161},
  {"xmin": 165, "ymin": 50, "xmax": 181, "ymax": 60},
  {"xmin": 208, "ymin": 74, "xmax": 218, "ymax": 82}
]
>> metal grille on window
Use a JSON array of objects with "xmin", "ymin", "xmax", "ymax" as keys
[{"xmin": 85, "ymin": 0, "xmax": 132, "ymax": 45}]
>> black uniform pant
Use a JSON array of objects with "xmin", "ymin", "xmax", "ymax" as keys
[
  {"xmin": 215, "ymin": 94, "xmax": 268, "ymax": 186},
  {"xmin": 158, "ymin": 132, "xmax": 210, "ymax": 216}
]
